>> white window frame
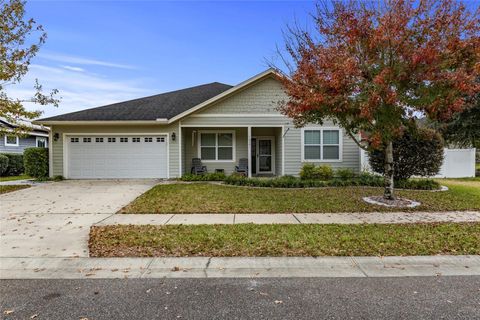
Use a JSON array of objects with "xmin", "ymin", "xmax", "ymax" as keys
[
  {"xmin": 197, "ymin": 130, "xmax": 236, "ymax": 162},
  {"xmin": 301, "ymin": 127, "xmax": 343, "ymax": 162},
  {"xmin": 4, "ymin": 135, "xmax": 19, "ymax": 147},
  {"xmin": 36, "ymin": 136, "xmax": 48, "ymax": 148}
]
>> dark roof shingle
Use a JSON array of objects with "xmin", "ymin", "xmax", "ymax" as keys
[{"xmin": 37, "ymin": 82, "xmax": 232, "ymax": 122}]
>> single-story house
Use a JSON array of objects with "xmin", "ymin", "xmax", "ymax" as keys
[
  {"xmin": 0, "ymin": 119, "xmax": 49, "ymax": 154},
  {"xmin": 34, "ymin": 69, "xmax": 361, "ymax": 179}
]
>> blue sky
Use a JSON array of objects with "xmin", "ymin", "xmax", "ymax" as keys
[{"xmin": 16, "ymin": 0, "xmax": 316, "ymax": 118}]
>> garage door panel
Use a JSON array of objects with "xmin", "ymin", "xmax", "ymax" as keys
[{"xmin": 67, "ymin": 135, "xmax": 168, "ymax": 179}]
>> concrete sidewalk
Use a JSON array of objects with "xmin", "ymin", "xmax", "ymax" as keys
[
  {"xmin": 97, "ymin": 211, "xmax": 480, "ymax": 226},
  {"xmin": 1, "ymin": 255, "xmax": 479, "ymax": 279},
  {"xmin": 2, "ymin": 211, "xmax": 479, "ymax": 259},
  {"xmin": 0, "ymin": 179, "xmax": 41, "ymax": 186}
]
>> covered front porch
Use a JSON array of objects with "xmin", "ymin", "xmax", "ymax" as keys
[{"xmin": 180, "ymin": 126, "xmax": 283, "ymax": 177}]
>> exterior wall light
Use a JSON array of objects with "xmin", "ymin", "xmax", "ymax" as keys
[{"xmin": 171, "ymin": 132, "xmax": 176, "ymax": 141}]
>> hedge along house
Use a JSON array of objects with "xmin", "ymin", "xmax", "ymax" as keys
[{"xmin": 34, "ymin": 69, "xmax": 361, "ymax": 179}]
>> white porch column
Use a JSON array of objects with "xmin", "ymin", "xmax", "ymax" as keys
[
  {"xmin": 48, "ymin": 128, "xmax": 53, "ymax": 178},
  {"xmin": 281, "ymin": 126, "xmax": 285, "ymax": 176},
  {"xmin": 247, "ymin": 126, "xmax": 252, "ymax": 178},
  {"xmin": 178, "ymin": 121, "xmax": 182, "ymax": 177}
]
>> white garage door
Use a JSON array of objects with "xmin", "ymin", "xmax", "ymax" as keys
[{"xmin": 66, "ymin": 135, "xmax": 168, "ymax": 179}]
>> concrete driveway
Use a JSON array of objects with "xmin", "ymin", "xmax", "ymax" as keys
[
  {"xmin": 0, "ymin": 180, "xmax": 158, "ymax": 258},
  {"xmin": 0, "ymin": 179, "xmax": 158, "ymax": 214}
]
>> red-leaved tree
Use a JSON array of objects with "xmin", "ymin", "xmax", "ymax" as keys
[{"xmin": 276, "ymin": 0, "xmax": 479, "ymax": 200}]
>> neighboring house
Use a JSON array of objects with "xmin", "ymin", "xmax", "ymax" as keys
[
  {"xmin": 35, "ymin": 69, "xmax": 361, "ymax": 179},
  {"xmin": 0, "ymin": 119, "xmax": 49, "ymax": 154}
]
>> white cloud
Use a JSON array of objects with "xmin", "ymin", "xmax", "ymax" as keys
[
  {"xmin": 38, "ymin": 52, "xmax": 136, "ymax": 70},
  {"xmin": 62, "ymin": 65, "xmax": 85, "ymax": 72},
  {"xmin": 5, "ymin": 64, "xmax": 155, "ymax": 118}
]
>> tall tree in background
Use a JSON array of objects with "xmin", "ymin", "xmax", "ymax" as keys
[
  {"xmin": 276, "ymin": 0, "xmax": 479, "ymax": 200},
  {"xmin": 0, "ymin": 0, "xmax": 59, "ymax": 133},
  {"xmin": 438, "ymin": 78, "xmax": 480, "ymax": 148}
]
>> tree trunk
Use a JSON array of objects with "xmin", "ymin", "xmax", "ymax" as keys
[{"xmin": 383, "ymin": 141, "xmax": 395, "ymax": 200}]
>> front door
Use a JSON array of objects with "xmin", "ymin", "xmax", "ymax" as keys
[{"xmin": 256, "ymin": 137, "xmax": 274, "ymax": 174}]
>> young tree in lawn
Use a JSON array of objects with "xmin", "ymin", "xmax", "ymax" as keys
[
  {"xmin": 275, "ymin": 0, "xmax": 479, "ymax": 200},
  {"xmin": 1, "ymin": 0, "xmax": 59, "ymax": 134}
]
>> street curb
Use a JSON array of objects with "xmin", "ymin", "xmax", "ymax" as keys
[{"xmin": 1, "ymin": 255, "xmax": 479, "ymax": 279}]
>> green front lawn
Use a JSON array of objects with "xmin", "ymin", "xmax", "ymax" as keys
[
  {"xmin": 120, "ymin": 180, "xmax": 480, "ymax": 213},
  {"xmin": 0, "ymin": 174, "xmax": 30, "ymax": 182},
  {"xmin": 0, "ymin": 185, "xmax": 30, "ymax": 194},
  {"xmin": 89, "ymin": 223, "xmax": 480, "ymax": 257}
]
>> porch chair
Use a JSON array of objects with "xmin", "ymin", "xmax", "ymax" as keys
[
  {"xmin": 235, "ymin": 158, "xmax": 248, "ymax": 176},
  {"xmin": 191, "ymin": 158, "xmax": 208, "ymax": 175}
]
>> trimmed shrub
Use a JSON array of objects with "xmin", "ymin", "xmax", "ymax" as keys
[
  {"xmin": 369, "ymin": 128, "xmax": 444, "ymax": 180},
  {"xmin": 358, "ymin": 171, "xmax": 384, "ymax": 187},
  {"xmin": 223, "ymin": 173, "xmax": 439, "ymax": 190},
  {"xmin": 1, "ymin": 153, "xmax": 24, "ymax": 176},
  {"xmin": 181, "ymin": 172, "xmax": 226, "ymax": 181},
  {"xmin": 0, "ymin": 154, "xmax": 9, "ymax": 176},
  {"xmin": 395, "ymin": 179, "xmax": 440, "ymax": 190},
  {"xmin": 299, "ymin": 163, "xmax": 334, "ymax": 180},
  {"xmin": 336, "ymin": 168, "xmax": 355, "ymax": 180},
  {"xmin": 23, "ymin": 148, "xmax": 49, "ymax": 178}
]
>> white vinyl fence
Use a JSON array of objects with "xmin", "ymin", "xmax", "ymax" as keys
[
  {"xmin": 360, "ymin": 148, "xmax": 476, "ymax": 178},
  {"xmin": 435, "ymin": 148, "xmax": 476, "ymax": 178}
]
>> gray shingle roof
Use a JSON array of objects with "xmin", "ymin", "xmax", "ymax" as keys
[{"xmin": 37, "ymin": 82, "xmax": 233, "ymax": 122}]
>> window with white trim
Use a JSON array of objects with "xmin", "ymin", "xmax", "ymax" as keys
[
  {"xmin": 83, "ymin": 137, "xmax": 91, "ymax": 143},
  {"xmin": 36, "ymin": 137, "xmax": 47, "ymax": 148},
  {"xmin": 95, "ymin": 137, "xmax": 104, "ymax": 143},
  {"xmin": 132, "ymin": 137, "xmax": 140, "ymax": 143},
  {"xmin": 108, "ymin": 137, "xmax": 116, "ymax": 143},
  {"xmin": 199, "ymin": 131, "xmax": 234, "ymax": 161},
  {"xmin": 303, "ymin": 129, "xmax": 341, "ymax": 161},
  {"xmin": 4, "ymin": 135, "xmax": 19, "ymax": 147},
  {"xmin": 120, "ymin": 137, "xmax": 128, "ymax": 143},
  {"xmin": 144, "ymin": 137, "xmax": 153, "ymax": 142},
  {"xmin": 70, "ymin": 137, "xmax": 79, "ymax": 143}
]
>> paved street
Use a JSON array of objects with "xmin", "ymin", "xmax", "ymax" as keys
[{"xmin": 1, "ymin": 276, "xmax": 479, "ymax": 320}]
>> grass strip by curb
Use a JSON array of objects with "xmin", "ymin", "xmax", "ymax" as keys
[
  {"xmin": 0, "ymin": 184, "xmax": 30, "ymax": 194},
  {"xmin": 89, "ymin": 223, "xmax": 480, "ymax": 257}
]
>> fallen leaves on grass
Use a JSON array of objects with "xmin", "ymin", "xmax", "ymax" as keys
[{"xmin": 89, "ymin": 223, "xmax": 480, "ymax": 257}]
